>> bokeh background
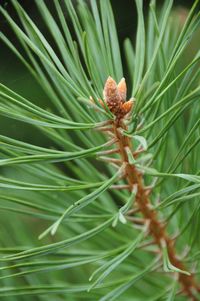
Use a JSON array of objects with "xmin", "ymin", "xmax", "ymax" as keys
[{"xmin": 0, "ymin": 0, "xmax": 198, "ymax": 145}]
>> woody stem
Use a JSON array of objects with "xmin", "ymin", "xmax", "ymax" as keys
[{"xmin": 110, "ymin": 119, "xmax": 199, "ymax": 300}]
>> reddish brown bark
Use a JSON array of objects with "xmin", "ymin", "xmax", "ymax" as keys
[{"xmin": 111, "ymin": 120, "xmax": 199, "ymax": 300}]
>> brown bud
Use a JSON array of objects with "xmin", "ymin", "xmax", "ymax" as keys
[
  {"xmin": 103, "ymin": 76, "xmax": 121, "ymax": 114},
  {"xmin": 117, "ymin": 78, "xmax": 127, "ymax": 103},
  {"xmin": 103, "ymin": 76, "xmax": 134, "ymax": 121},
  {"xmin": 121, "ymin": 98, "xmax": 134, "ymax": 115}
]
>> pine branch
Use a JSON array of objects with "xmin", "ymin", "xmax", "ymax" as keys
[
  {"xmin": 97, "ymin": 76, "xmax": 200, "ymax": 300},
  {"xmin": 0, "ymin": 0, "xmax": 200, "ymax": 299}
]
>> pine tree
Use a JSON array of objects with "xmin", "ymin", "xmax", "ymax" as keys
[{"xmin": 0, "ymin": 0, "xmax": 200, "ymax": 300}]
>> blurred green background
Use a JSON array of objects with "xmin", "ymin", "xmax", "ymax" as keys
[{"xmin": 0, "ymin": 0, "xmax": 197, "ymax": 145}]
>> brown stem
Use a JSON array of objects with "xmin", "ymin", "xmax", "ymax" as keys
[
  {"xmin": 95, "ymin": 126, "xmax": 113, "ymax": 132},
  {"xmin": 97, "ymin": 148, "xmax": 119, "ymax": 155},
  {"xmin": 126, "ymin": 207, "xmax": 140, "ymax": 215},
  {"xmin": 98, "ymin": 156, "xmax": 122, "ymax": 164},
  {"xmin": 107, "ymin": 119, "xmax": 199, "ymax": 300},
  {"xmin": 110, "ymin": 184, "xmax": 130, "ymax": 190}
]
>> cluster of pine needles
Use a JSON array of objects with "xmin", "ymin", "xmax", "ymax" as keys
[{"xmin": 0, "ymin": 0, "xmax": 200, "ymax": 300}]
